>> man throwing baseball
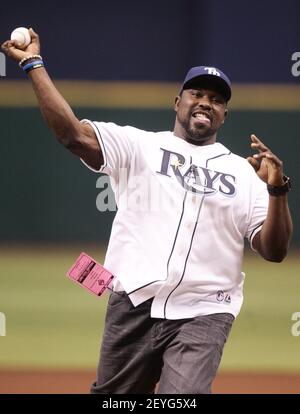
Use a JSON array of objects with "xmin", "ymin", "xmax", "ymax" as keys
[{"xmin": 2, "ymin": 30, "xmax": 293, "ymax": 394}]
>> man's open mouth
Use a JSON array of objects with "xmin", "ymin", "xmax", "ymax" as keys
[{"xmin": 192, "ymin": 111, "xmax": 212, "ymax": 126}]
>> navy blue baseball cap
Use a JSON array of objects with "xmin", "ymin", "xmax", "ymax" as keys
[{"xmin": 180, "ymin": 66, "xmax": 232, "ymax": 101}]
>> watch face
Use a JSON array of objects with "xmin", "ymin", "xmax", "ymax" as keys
[{"xmin": 283, "ymin": 177, "xmax": 291, "ymax": 191}]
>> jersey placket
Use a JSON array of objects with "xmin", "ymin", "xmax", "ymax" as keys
[{"xmin": 151, "ymin": 190, "xmax": 205, "ymax": 319}]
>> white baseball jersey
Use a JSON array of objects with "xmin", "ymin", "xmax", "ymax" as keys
[{"xmin": 81, "ymin": 120, "xmax": 269, "ymax": 319}]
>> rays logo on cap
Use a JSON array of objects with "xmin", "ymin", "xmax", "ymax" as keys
[{"xmin": 203, "ymin": 67, "xmax": 220, "ymax": 76}]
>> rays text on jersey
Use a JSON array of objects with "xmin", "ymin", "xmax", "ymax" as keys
[{"xmin": 157, "ymin": 148, "xmax": 236, "ymax": 196}]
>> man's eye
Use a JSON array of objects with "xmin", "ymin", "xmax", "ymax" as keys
[
  {"xmin": 191, "ymin": 91, "xmax": 202, "ymax": 97},
  {"xmin": 212, "ymin": 96, "xmax": 224, "ymax": 104}
]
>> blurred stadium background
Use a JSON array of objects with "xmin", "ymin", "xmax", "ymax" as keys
[{"xmin": 0, "ymin": 0, "xmax": 299, "ymax": 393}]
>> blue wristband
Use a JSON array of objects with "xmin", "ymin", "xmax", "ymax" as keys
[{"xmin": 22, "ymin": 60, "xmax": 44, "ymax": 72}]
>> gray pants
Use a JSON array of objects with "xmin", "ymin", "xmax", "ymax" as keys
[{"xmin": 91, "ymin": 291, "xmax": 234, "ymax": 394}]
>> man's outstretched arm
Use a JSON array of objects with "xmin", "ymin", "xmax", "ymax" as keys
[
  {"xmin": 1, "ymin": 28, "xmax": 102, "ymax": 170},
  {"xmin": 248, "ymin": 134, "xmax": 293, "ymax": 262}
]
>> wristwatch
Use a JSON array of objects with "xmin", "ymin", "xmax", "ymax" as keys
[{"xmin": 267, "ymin": 175, "xmax": 291, "ymax": 196}]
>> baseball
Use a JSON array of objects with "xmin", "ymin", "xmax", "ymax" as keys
[{"xmin": 10, "ymin": 27, "xmax": 31, "ymax": 50}]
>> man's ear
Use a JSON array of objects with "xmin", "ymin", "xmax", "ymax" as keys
[
  {"xmin": 174, "ymin": 95, "xmax": 181, "ymax": 112},
  {"xmin": 222, "ymin": 108, "xmax": 228, "ymax": 124}
]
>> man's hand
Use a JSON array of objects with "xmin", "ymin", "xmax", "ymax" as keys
[
  {"xmin": 247, "ymin": 134, "xmax": 285, "ymax": 186},
  {"xmin": 1, "ymin": 28, "xmax": 40, "ymax": 62},
  {"xmin": 247, "ymin": 133, "xmax": 292, "ymax": 262}
]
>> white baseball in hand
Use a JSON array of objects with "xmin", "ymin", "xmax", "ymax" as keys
[{"xmin": 10, "ymin": 27, "xmax": 31, "ymax": 49}]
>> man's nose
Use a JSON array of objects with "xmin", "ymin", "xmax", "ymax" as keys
[{"xmin": 197, "ymin": 95, "xmax": 212, "ymax": 109}]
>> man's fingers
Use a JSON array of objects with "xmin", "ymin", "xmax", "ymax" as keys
[
  {"xmin": 1, "ymin": 41, "xmax": 8, "ymax": 52},
  {"xmin": 253, "ymin": 152, "xmax": 283, "ymax": 168},
  {"xmin": 250, "ymin": 134, "xmax": 269, "ymax": 152},
  {"xmin": 253, "ymin": 152, "xmax": 269, "ymax": 160},
  {"xmin": 265, "ymin": 153, "xmax": 283, "ymax": 168},
  {"xmin": 247, "ymin": 156, "xmax": 260, "ymax": 172},
  {"xmin": 28, "ymin": 28, "xmax": 40, "ymax": 52},
  {"xmin": 1, "ymin": 40, "xmax": 17, "ymax": 56},
  {"xmin": 251, "ymin": 134, "xmax": 260, "ymax": 142},
  {"xmin": 1, "ymin": 40, "xmax": 12, "ymax": 50},
  {"xmin": 251, "ymin": 142, "xmax": 269, "ymax": 151},
  {"xmin": 29, "ymin": 28, "xmax": 38, "ymax": 39}
]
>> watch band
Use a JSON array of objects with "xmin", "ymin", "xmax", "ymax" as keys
[{"xmin": 267, "ymin": 175, "xmax": 291, "ymax": 196}]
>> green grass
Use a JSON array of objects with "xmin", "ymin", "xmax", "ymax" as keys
[
  {"xmin": 0, "ymin": 246, "xmax": 108, "ymax": 370},
  {"xmin": 220, "ymin": 251, "xmax": 300, "ymax": 373},
  {"xmin": 0, "ymin": 246, "xmax": 299, "ymax": 372}
]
